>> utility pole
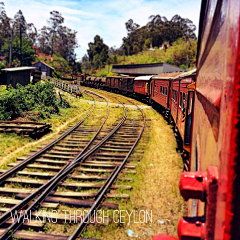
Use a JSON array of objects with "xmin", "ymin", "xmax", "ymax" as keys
[
  {"xmin": 9, "ymin": 29, "xmax": 13, "ymax": 68},
  {"xmin": 20, "ymin": 24, "xmax": 22, "ymax": 66}
]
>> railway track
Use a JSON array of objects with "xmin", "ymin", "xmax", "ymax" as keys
[{"xmin": 0, "ymin": 81, "xmax": 147, "ymax": 239}]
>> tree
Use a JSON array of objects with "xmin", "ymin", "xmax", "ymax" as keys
[
  {"xmin": 12, "ymin": 10, "xmax": 28, "ymax": 66},
  {"xmin": 38, "ymin": 26, "xmax": 51, "ymax": 54},
  {"xmin": 26, "ymin": 23, "xmax": 37, "ymax": 45},
  {"xmin": 121, "ymin": 14, "xmax": 197, "ymax": 55},
  {"xmin": 47, "ymin": 10, "xmax": 64, "ymax": 56},
  {"xmin": 57, "ymin": 25, "xmax": 78, "ymax": 62},
  {"xmin": 3, "ymin": 36, "xmax": 35, "ymax": 66},
  {"xmin": 0, "ymin": 2, "xmax": 11, "ymax": 55},
  {"xmin": 81, "ymin": 54, "xmax": 92, "ymax": 74},
  {"xmin": 122, "ymin": 19, "xmax": 141, "ymax": 55},
  {"xmin": 87, "ymin": 35, "xmax": 109, "ymax": 69},
  {"xmin": 36, "ymin": 10, "xmax": 78, "ymax": 65},
  {"xmin": 13, "ymin": 10, "xmax": 27, "ymax": 37}
]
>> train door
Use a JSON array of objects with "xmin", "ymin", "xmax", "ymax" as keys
[
  {"xmin": 167, "ymin": 80, "xmax": 171, "ymax": 109},
  {"xmin": 149, "ymin": 81, "xmax": 152, "ymax": 97},
  {"xmin": 145, "ymin": 82, "xmax": 148, "ymax": 95},
  {"xmin": 184, "ymin": 90, "xmax": 194, "ymax": 147}
]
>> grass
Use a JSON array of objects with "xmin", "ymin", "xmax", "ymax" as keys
[
  {"xmin": 0, "ymin": 87, "xmax": 186, "ymax": 239},
  {"xmin": 0, "ymin": 85, "xmax": 7, "ymax": 95},
  {"xmin": 0, "ymin": 133, "xmax": 33, "ymax": 158},
  {"xmin": 81, "ymin": 107, "xmax": 186, "ymax": 239},
  {"xmin": 0, "ymin": 93, "xmax": 92, "ymax": 169},
  {"xmin": 84, "ymin": 39, "xmax": 197, "ymax": 77}
]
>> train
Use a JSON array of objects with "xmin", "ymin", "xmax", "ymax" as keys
[
  {"xmin": 79, "ymin": 0, "xmax": 240, "ymax": 239},
  {"xmin": 154, "ymin": 0, "xmax": 240, "ymax": 239},
  {"xmin": 81, "ymin": 70, "xmax": 195, "ymax": 171}
]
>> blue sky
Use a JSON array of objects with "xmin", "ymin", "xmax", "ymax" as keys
[{"xmin": 3, "ymin": 0, "xmax": 201, "ymax": 60}]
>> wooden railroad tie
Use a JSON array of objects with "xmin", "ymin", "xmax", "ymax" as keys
[{"xmin": 0, "ymin": 121, "xmax": 51, "ymax": 137}]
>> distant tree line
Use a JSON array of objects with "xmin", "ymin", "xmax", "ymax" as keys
[
  {"xmin": 121, "ymin": 14, "xmax": 196, "ymax": 55},
  {"xmin": 0, "ymin": 2, "xmax": 78, "ymax": 69},
  {"xmin": 81, "ymin": 14, "xmax": 197, "ymax": 73}
]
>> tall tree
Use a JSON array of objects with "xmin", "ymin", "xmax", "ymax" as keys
[
  {"xmin": 38, "ymin": 26, "xmax": 51, "ymax": 54},
  {"xmin": 26, "ymin": 23, "xmax": 37, "ymax": 45},
  {"xmin": 3, "ymin": 36, "xmax": 35, "ymax": 66},
  {"xmin": 47, "ymin": 10, "xmax": 64, "ymax": 56},
  {"xmin": 57, "ymin": 25, "xmax": 78, "ymax": 62},
  {"xmin": 0, "ymin": 2, "xmax": 11, "ymax": 55},
  {"xmin": 121, "ymin": 14, "xmax": 197, "ymax": 55},
  {"xmin": 13, "ymin": 10, "xmax": 28, "ymax": 66},
  {"xmin": 13, "ymin": 10, "xmax": 27, "ymax": 37},
  {"xmin": 87, "ymin": 35, "xmax": 109, "ymax": 69}
]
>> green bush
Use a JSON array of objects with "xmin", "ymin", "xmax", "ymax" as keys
[{"xmin": 0, "ymin": 81, "xmax": 69, "ymax": 120}]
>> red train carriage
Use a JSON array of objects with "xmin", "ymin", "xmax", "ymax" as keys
[
  {"xmin": 153, "ymin": 0, "xmax": 240, "ymax": 239},
  {"xmin": 151, "ymin": 72, "xmax": 182, "ymax": 109},
  {"xmin": 134, "ymin": 75, "xmax": 153, "ymax": 101},
  {"xmin": 120, "ymin": 77, "xmax": 135, "ymax": 95},
  {"xmin": 170, "ymin": 71, "xmax": 195, "ymax": 147}
]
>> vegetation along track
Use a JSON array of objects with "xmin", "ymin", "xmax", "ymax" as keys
[{"xmin": 0, "ymin": 81, "xmax": 146, "ymax": 239}]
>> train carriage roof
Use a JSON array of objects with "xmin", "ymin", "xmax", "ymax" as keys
[
  {"xmin": 176, "ymin": 69, "xmax": 196, "ymax": 79},
  {"xmin": 152, "ymin": 72, "xmax": 183, "ymax": 80},
  {"xmin": 134, "ymin": 75, "xmax": 154, "ymax": 81},
  {"xmin": 122, "ymin": 76, "xmax": 135, "ymax": 79}
]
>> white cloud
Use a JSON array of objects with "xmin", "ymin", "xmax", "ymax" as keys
[{"xmin": 2, "ymin": 0, "xmax": 201, "ymax": 58}]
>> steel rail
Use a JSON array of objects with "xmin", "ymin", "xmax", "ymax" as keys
[
  {"xmin": 0, "ymin": 97, "xmax": 127, "ymax": 239},
  {"xmin": 0, "ymin": 90, "xmax": 108, "ymax": 237},
  {"xmin": 0, "ymin": 92, "xmax": 96, "ymax": 187},
  {"xmin": 68, "ymin": 99, "xmax": 146, "ymax": 240}
]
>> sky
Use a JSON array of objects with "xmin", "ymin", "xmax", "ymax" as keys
[{"xmin": 3, "ymin": 0, "xmax": 201, "ymax": 60}]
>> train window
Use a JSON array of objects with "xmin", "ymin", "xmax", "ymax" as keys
[
  {"xmin": 160, "ymin": 86, "xmax": 162, "ymax": 93},
  {"xmin": 182, "ymin": 92, "xmax": 186, "ymax": 109},
  {"xmin": 165, "ymin": 87, "xmax": 168, "ymax": 96},
  {"xmin": 179, "ymin": 92, "xmax": 182, "ymax": 108},
  {"xmin": 145, "ymin": 83, "xmax": 148, "ymax": 93}
]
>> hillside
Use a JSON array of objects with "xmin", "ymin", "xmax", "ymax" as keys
[{"xmin": 84, "ymin": 37, "xmax": 197, "ymax": 77}]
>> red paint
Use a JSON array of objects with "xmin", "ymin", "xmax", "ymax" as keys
[
  {"xmin": 151, "ymin": 73, "xmax": 182, "ymax": 109},
  {"xmin": 134, "ymin": 80, "xmax": 150, "ymax": 96},
  {"xmin": 179, "ymin": 171, "xmax": 207, "ymax": 201},
  {"xmin": 178, "ymin": 217, "xmax": 206, "ymax": 240},
  {"xmin": 152, "ymin": 235, "xmax": 178, "ymax": 240}
]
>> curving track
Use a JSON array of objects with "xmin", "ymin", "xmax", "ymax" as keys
[{"xmin": 0, "ymin": 81, "xmax": 147, "ymax": 240}]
